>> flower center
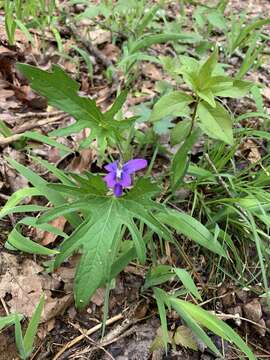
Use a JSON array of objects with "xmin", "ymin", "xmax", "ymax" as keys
[{"xmin": 116, "ymin": 167, "xmax": 122, "ymax": 181}]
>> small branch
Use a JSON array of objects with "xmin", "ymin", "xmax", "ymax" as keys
[
  {"xmin": 52, "ymin": 313, "xmax": 124, "ymax": 360},
  {"xmin": 0, "ymin": 114, "xmax": 69, "ymax": 146},
  {"xmin": 204, "ymin": 153, "xmax": 232, "ymax": 198},
  {"xmin": 66, "ymin": 22, "xmax": 118, "ymax": 84},
  {"xmin": 187, "ymin": 98, "xmax": 199, "ymax": 138}
]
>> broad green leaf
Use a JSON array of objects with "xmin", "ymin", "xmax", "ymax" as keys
[
  {"xmin": 207, "ymin": 10, "xmax": 227, "ymax": 30},
  {"xmin": 150, "ymin": 91, "xmax": 193, "ymax": 122},
  {"xmin": 170, "ymin": 298, "xmax": 256, "ymax": 360},
  {"xmin": 157, "ymin": 209, "xmax": 227, "ymax": 257},
  {"xmin": 198, "ymin": 47, "xmax": 218, "ymax": 86},
  {"xmin": 214, "ymin": 80, "xmax": 252, "ymax": 98},
  {"xmin": 23, "ymin": 294, "xmax": 44, "ymax": 357},
  {"xmin": 174, "ymin": 268, "xmax": 202, "ymax": 300},
  {"xmin": 171, "ymin": 119, "xmax": 192, "ymax": 145},
  {"xmin": 207, "ymin": 75, "xmax": 233, "ymax": 94},
  {"xmin": 197, "ymin": 101, "xmax": 233, "ymax": 144},
  {"xmin": 49, "ymin": 178, "xmax": 169, "ymax": 309},
  {"xmin": 197, "ymin": 89, "xmax": 216, "ymax": 107}
]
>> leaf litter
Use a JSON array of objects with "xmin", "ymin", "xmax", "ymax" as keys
[{"xmin": 0, "ymin": 0, "xmax": 270, "ymax": 359}]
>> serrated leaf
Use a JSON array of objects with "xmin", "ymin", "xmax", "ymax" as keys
[
  {"xmin": 197, "ymin": 101, "xmax": 233, "ymax": 144},
  {"xmin": 49, "ymin": 178, "xmax": 170, "ymax": 309},
  {"xmin": 17, "ymin": 63, "xmax": 103, "ymax": 128},
  {"xmin": 150, "ymin": 91, "xmax": 193, "ymax": 122}
]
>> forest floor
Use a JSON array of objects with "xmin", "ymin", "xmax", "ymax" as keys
[{"xmin": 0, "ymin": 1, "xmax": 270, "ymax": 359}]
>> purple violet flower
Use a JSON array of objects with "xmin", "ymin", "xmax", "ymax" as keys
[{"xmin": 104, "ymin": 159, "xmax": 147, "ymax": 197}]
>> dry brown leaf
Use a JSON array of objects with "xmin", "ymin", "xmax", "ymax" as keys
[
  {"xmin": 174, "ymin": 325, "xmax": 198, "ymax": 351},
  {"xmin": 243, "ymin": 298, "xmax": 263, "ymax": 322},
  {"xmin": 0, "ymin": 253, "xmax": 72, "ymax": 321},
  {"xmin": 68, "ymin": 148, "xmax": 94, "ymax": 173},
  {"xmin": 142, "ymin": 63, "xmax": 162, "ymax": 81},
  {"xmin": 102, "ymin": 43, "xmax": 120, "ymax": 62},
  {"xmin": 91, "ymin": 288, "xmax": 105, "ymax": 306},
  {"xmin": 89, "ymin": 29, "xmax": 111, "ymax": 45},
  {"xmin": 42, "ymin": 216, "xmax": 67, "ymax": 246},
  {"xmin": 240, "ymin": 139, "xmax": 261, "ymax": 163}
]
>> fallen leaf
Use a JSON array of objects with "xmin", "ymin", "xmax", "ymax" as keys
[
  {"xmin": 142, "ymin": 63, "xmax": 162, "ymax": 81},
  {"xmin": 174, "ymin": 326, "xmax": 198, "ymax": 350},
  {"xmin": 0, "ymin": 253, "xmax": 72, "ymax": 321},
  {"xmin": 243, "ymin": 298, "xmax": 262, "ymax": 322},
  {"xmin": 102, "ymin": 43, "xmax": 120, "ymax": 62},
  {"xmin": 89, "ymin": 29, "xmax": 111, "ymax": 45},
  {"xmin": 42, "ymin": 216, "xmax": 67, "ymax": 246},
  {"xmin": 240, "ymin": 139, "xmax": 261, "ymax": 163}
]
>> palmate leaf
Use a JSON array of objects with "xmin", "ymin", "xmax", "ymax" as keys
[
  {"xmin": 16, "ymin": 64, "xmax": 129, "ymax": 147},
  {"xmin": 17, "ymin": 64, "xmax": 103, "ymax": 127},
  {"xmin": 37, "ymin": 178, "xmax": 170, "ymax": 309}
]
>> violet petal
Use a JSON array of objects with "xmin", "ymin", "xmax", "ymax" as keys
[
  {"xmin": 104, "ymin": 172, "xmax": 116, "ymax": 188},
  {"xmin": 119, "ymin": 171, "xmax": 132, "ymax": 187},
  {"xmin": 105, "ymin": 160, "xmax": 118, "ymax": 172},
  {"xmin": 123, "ymin": 159, "xmax": 147, "ymax": 174},
  {"xmin": 114, "ymin": 183, "xmax": 123, "ymax": 197}
]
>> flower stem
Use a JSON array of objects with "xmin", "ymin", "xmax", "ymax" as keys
[{"xmin": 187, "ymin": 97, "xmax": 199, "ymax": 138}]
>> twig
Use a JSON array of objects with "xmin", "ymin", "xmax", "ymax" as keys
[
  {"xmin": 0, "ymin": 114, "xmax": 69, "ymax": 146},
  {"xmin": 204, "ymin": 153, "xmax": 232, "ymax": 198},
  {"xmin": 52, "ymin": 313, "xmax": 124, "ymax": 360},
  {"xmin": 0, "ymin": 297, "xmax": 9, "ymax": 315},
  {"xmin": 212, "ymin": 311, "xmax": 270, "ymax": 334},
  {"xmin": 16, "ymin": 110, "xmax": 64, "ymax": 121},
  {"xmin": 66, "ymin": 22, "xmax": 118, "ymax": 85}
]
